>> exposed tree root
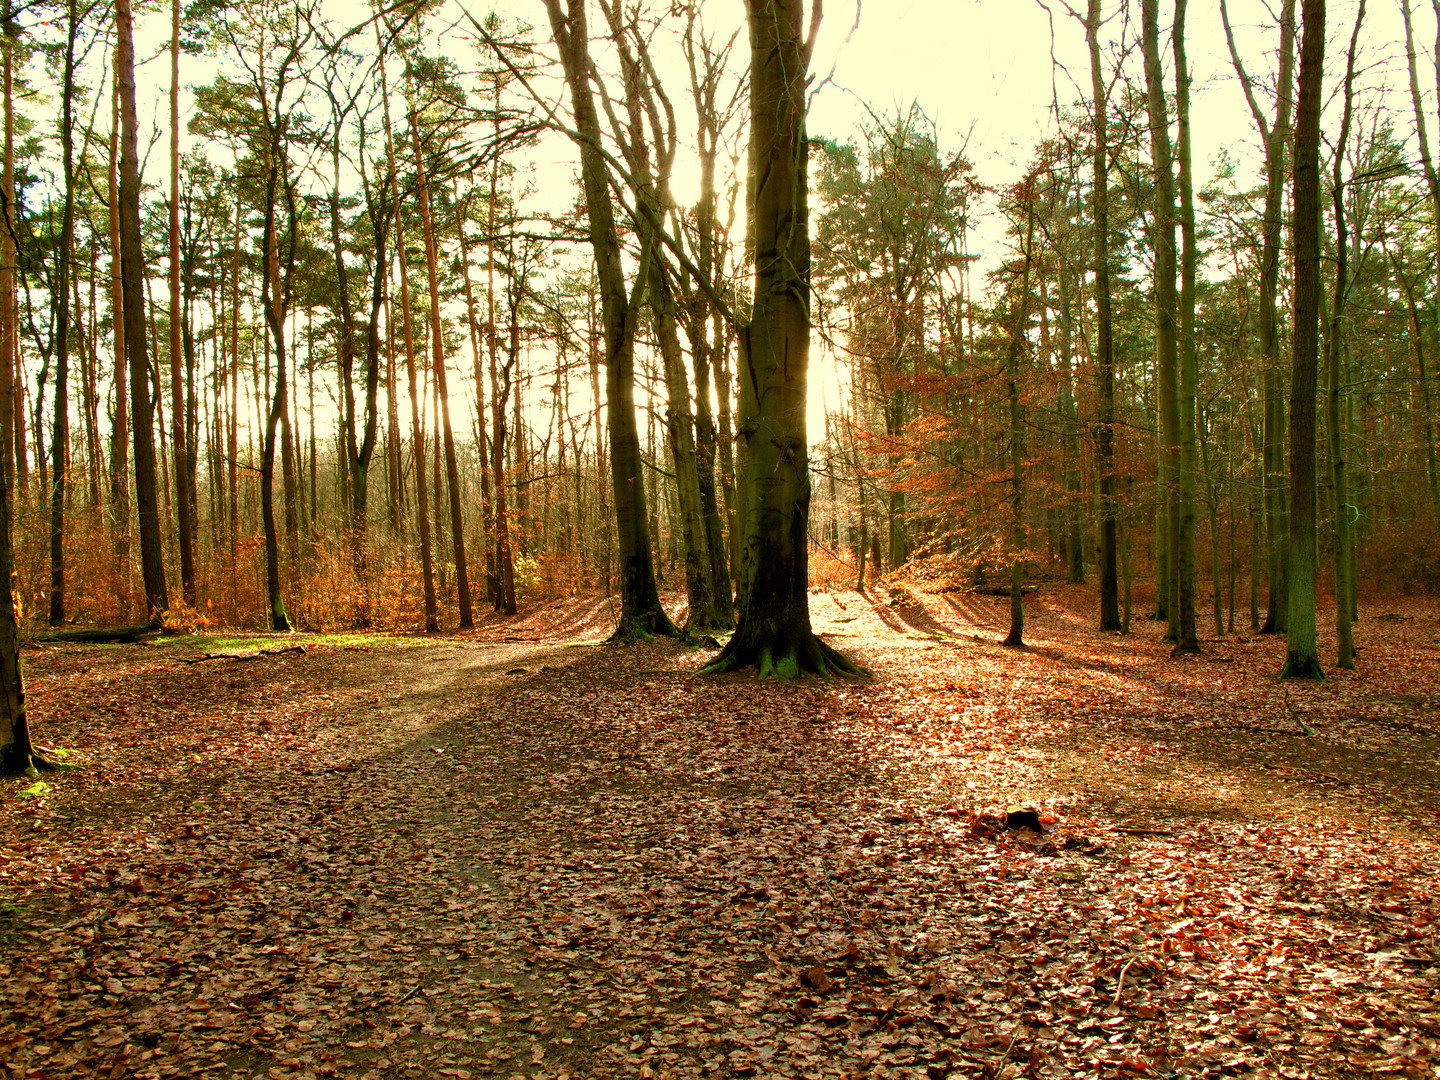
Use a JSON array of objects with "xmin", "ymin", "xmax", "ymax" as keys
[
  {"xmin": 0, "ymin": 749, "xmax": 69, "ymax": 778},
  {"xmin": 1281, "ymin": 650, "xmax": 1325, "ymax": 680},
  {"xmin": 607, "ymin": 607, "xmax": 682, "ymax": 646},
  {"xmin": 699, "ymin": 630, "xmax": 869, "ymax": 680}
]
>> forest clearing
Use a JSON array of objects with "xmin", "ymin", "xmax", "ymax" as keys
[{"xmin": 1, "ymin": 585, "xmax": 1436, "ymax": 1080}]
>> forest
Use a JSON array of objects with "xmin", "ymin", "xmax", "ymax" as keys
[
  {"xmin": 0, "ymin": 0, "xmax": 1437, "ymax": 1078},
  {"xmin": 0, "ymin": 0, "xmax": 1433, "ymax": 672}
]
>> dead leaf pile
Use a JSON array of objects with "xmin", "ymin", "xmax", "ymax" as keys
[{"xmin": 0, "ymin": 587, "xmax": 1435, "ymax": 1079}]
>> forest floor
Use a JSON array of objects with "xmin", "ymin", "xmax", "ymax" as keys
[{"xmin": 0, "ymin": 584, "xmax": 1438, "ymax": 1080}]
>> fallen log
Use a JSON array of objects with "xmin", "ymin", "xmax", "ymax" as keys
[{"xmin": 34, "ymin": 624, "xmax": 156, "ymax": 645}]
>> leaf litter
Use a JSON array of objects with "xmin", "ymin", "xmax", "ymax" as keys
[{"xmin": 0, "ymin": 585, "xmax": 1436, "ymax": 1080}]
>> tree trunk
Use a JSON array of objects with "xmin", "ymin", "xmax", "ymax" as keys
[
  {"xmin": 1172, "ymin": 0, "xmax": 1201, "ymax": 653},
  {"xmin": 395, "ymin": 205, "xmax": 439, "ymax": 632},
  {"xmin": 49, "ymin": 0, "xmax": 78, "ymax": 627},
  {"xmin": 652, "ymin": 265, "xmax": 720, "ymax": 629},
  {"xmin": 1085, "ymin": 0, "xmax": 1121, "ymax": 631},
  {"xmin": 703, "ymin": 0, "xmax": 863, "ymax": 678},
  {"xmin": 169, "ymin": 0, "xmax": 194, "ymax": 608},
  {"xmin": 1141, "ymin": 0, "xmax": 1188, "ymax": 650},
  {"xmin": 227, "ymin": 204, "xmax": 241, "ymax": 594},
  {"xmin": 117, "ymin": 0, "xmax": 170, "ymax": 623},
  {"xmin": 1224, "ymin": 0, "xmax": 1296, "ymax": 636},
  {"xmin": 0, "ymin": 0, "xmax": 15, "ymax": 493},
  {"xmin": 1003, "ymin": 182, "xmax": 1037, "ymax": 648},
  {"xmin": 1055, "ymin": 267, "xmax": 1084, "ymax": 585},
  {"xmin": 542, "ymin": 0, "xmax": 674, "ymax": 640},
  {"xmin": 0, "ymin": 399, "xmax": 32, "ymax": 772},
  {"xmin": 410, "ymin": 107, "xmax": 472, "ymax": 628},
  {"xmin": 489, "ymin": 239, "xmax": 518, "ymax": 616},
  {"xmin": 260, "ymin": 176, "xmax": 292, "ymax": 632},
  {"xmin": 457, "ymin": 184, "xmax": 498, "ymax": 606},
  {"xmin": 587, "ymin": 290, "xmax": 611, "ymax": 596},
  {"xmin": 1329, "ymin": 0, "xmax": 1365, "ymax": 671},
  {"xmin": 685, "ymin": 50, "xmax": 735, "ymax": 622},
  {"xmin": 1263, "ymin": 368, "xmax": 1289, "ymax": 631},
  {"xmin": 1282, "ymin": 0, "xmax": 1325, "ymax": 680}
]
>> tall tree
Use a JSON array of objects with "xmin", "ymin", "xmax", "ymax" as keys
[
  {"xmin": 539, "ymin": 0, "xmax": 677, "ymax": 641},
  {"xmin": 169, "ymin": 0, "xmax": 195, "ymax": 607},
  {"xmin": 379, "ymin": 47, "xmax": 438, "ymax": 631},
  {"xmin": 1171, "ymin": 0, "xmax": 1200, "ymax": 652},
  {"xmin": 108, "ymin": 76, "xmax": 130, "ymax": 619},
  {"xmin": 254, "ymin": 24, "xmax": 307, "ymax": 633},
  {"xmin": 1328, "ymin": 0, "xmax": 1365, "ymax": 670},
  {"xmin": 1282, "ymin": 0, "xmax": 1325, "ymax": 679},
  {"xmin": 0, "ymin": 0, "xmax": 15, "ymax": 491},
  {"xmin": 48, "ymin": 0, "xmax": 81, "ymax": 626},
  {"xmin": 407, "ymin": 85, "xmax": 473, "ymax": 628},
  {"xmin": 1002, "ymin": 175, "xmax": 1038, "ymax": 648},
  {"xmin": 702, "ymin": 0, "xmax": 863, "ymax": 678},
  {"xmin": 1141, "ymin": 0, "xmax": 1196, "ymax": 653},
  {"xmin": 1223, "ymin": 0, "xmax": 1297, "ymax": 635},
  {"xmin": 117, "ymin": 0, "xmax": 169, "ymax": 622}
]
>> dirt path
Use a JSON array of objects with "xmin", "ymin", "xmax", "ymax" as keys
[{"xmin": 1, "ymin": 589, "xmax": 1437, "ymax": 1080}]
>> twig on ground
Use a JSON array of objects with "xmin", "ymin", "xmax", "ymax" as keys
[
  {"xmin": 176, "ymin": 645, "xmax": 306, "ymax": 665},
  {"xmin": 1114, "ymin": 955, "xmax": 1141, "ymax": 1006}
]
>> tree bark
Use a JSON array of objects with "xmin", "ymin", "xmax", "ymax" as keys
[
  {"xmin": 409, "ymin": 106, "xmax": 473, "ymax": 628},
  {"xmin": 169, "ymin": 0, "xmax": 195, "ymax": 608},
  {"xmin": 1171, "ymin": 0, "xmax": 1200, "ymax": 653},
  {"xmin": 1084, "ymin": 1, "xmax": 1119, "ymax": 631},
  {"xmin": 117, "ymin": 0, "xmax": 170, "ymax": 623},
  {"xmin": 0, "ymin": 399, "xmax": 32, "ymax": 772},
  {"xmin": 542, "ymin": 0, "xmax": 675, "ymax": 640},
  {"xmin": 1282, "ymin": 0, "xmax": 1325, "ymax": 680},
  {"xmin": 1223, "ymin": 0, "xmax": 1296, "ymax": 636},
  {"xmin": 1329, "ymin": 0, "xmax": 1365, "ymax": 671},
  {"xmin": 1141, "ymin": 0, "xmax": 1188, "ymax": 650},
  {"xmin": 456, "ymin": 183, "xmax": 498, "ymax": 606},
  {"xmin": 392, "ymin": 211, "xmax": 439, "ymax": 628},
  {"xmin": 0, "ymin": 0, "xmax": 15, "ymax": 493},
  {"xmin": 1003, "ymin": 179, "xmax": 1037, "ymax": 648},
  {"xmin": 49, "ymin": 0, "xmax": 78, "ymax": 627},
  {"xmin": 702, "ymin": 0, "xmax": 863, "ymax": 678},
  {"xmin": 652, "ymin": 265, "xmax": 721, "ymax": 629}
]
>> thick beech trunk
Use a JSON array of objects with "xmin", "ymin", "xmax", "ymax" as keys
[
  {"xmin": 1282, "ymin": 0, "xmax": 1326, "ymax": 680},
  {"xmin": 703, "ymin": 0, "xmax": 863, "ymax": 679}
]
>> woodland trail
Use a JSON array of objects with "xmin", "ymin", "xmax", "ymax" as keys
[{"xmin": 1, "ymin": 587, "xmax": 1438, "ymax": 1080}]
